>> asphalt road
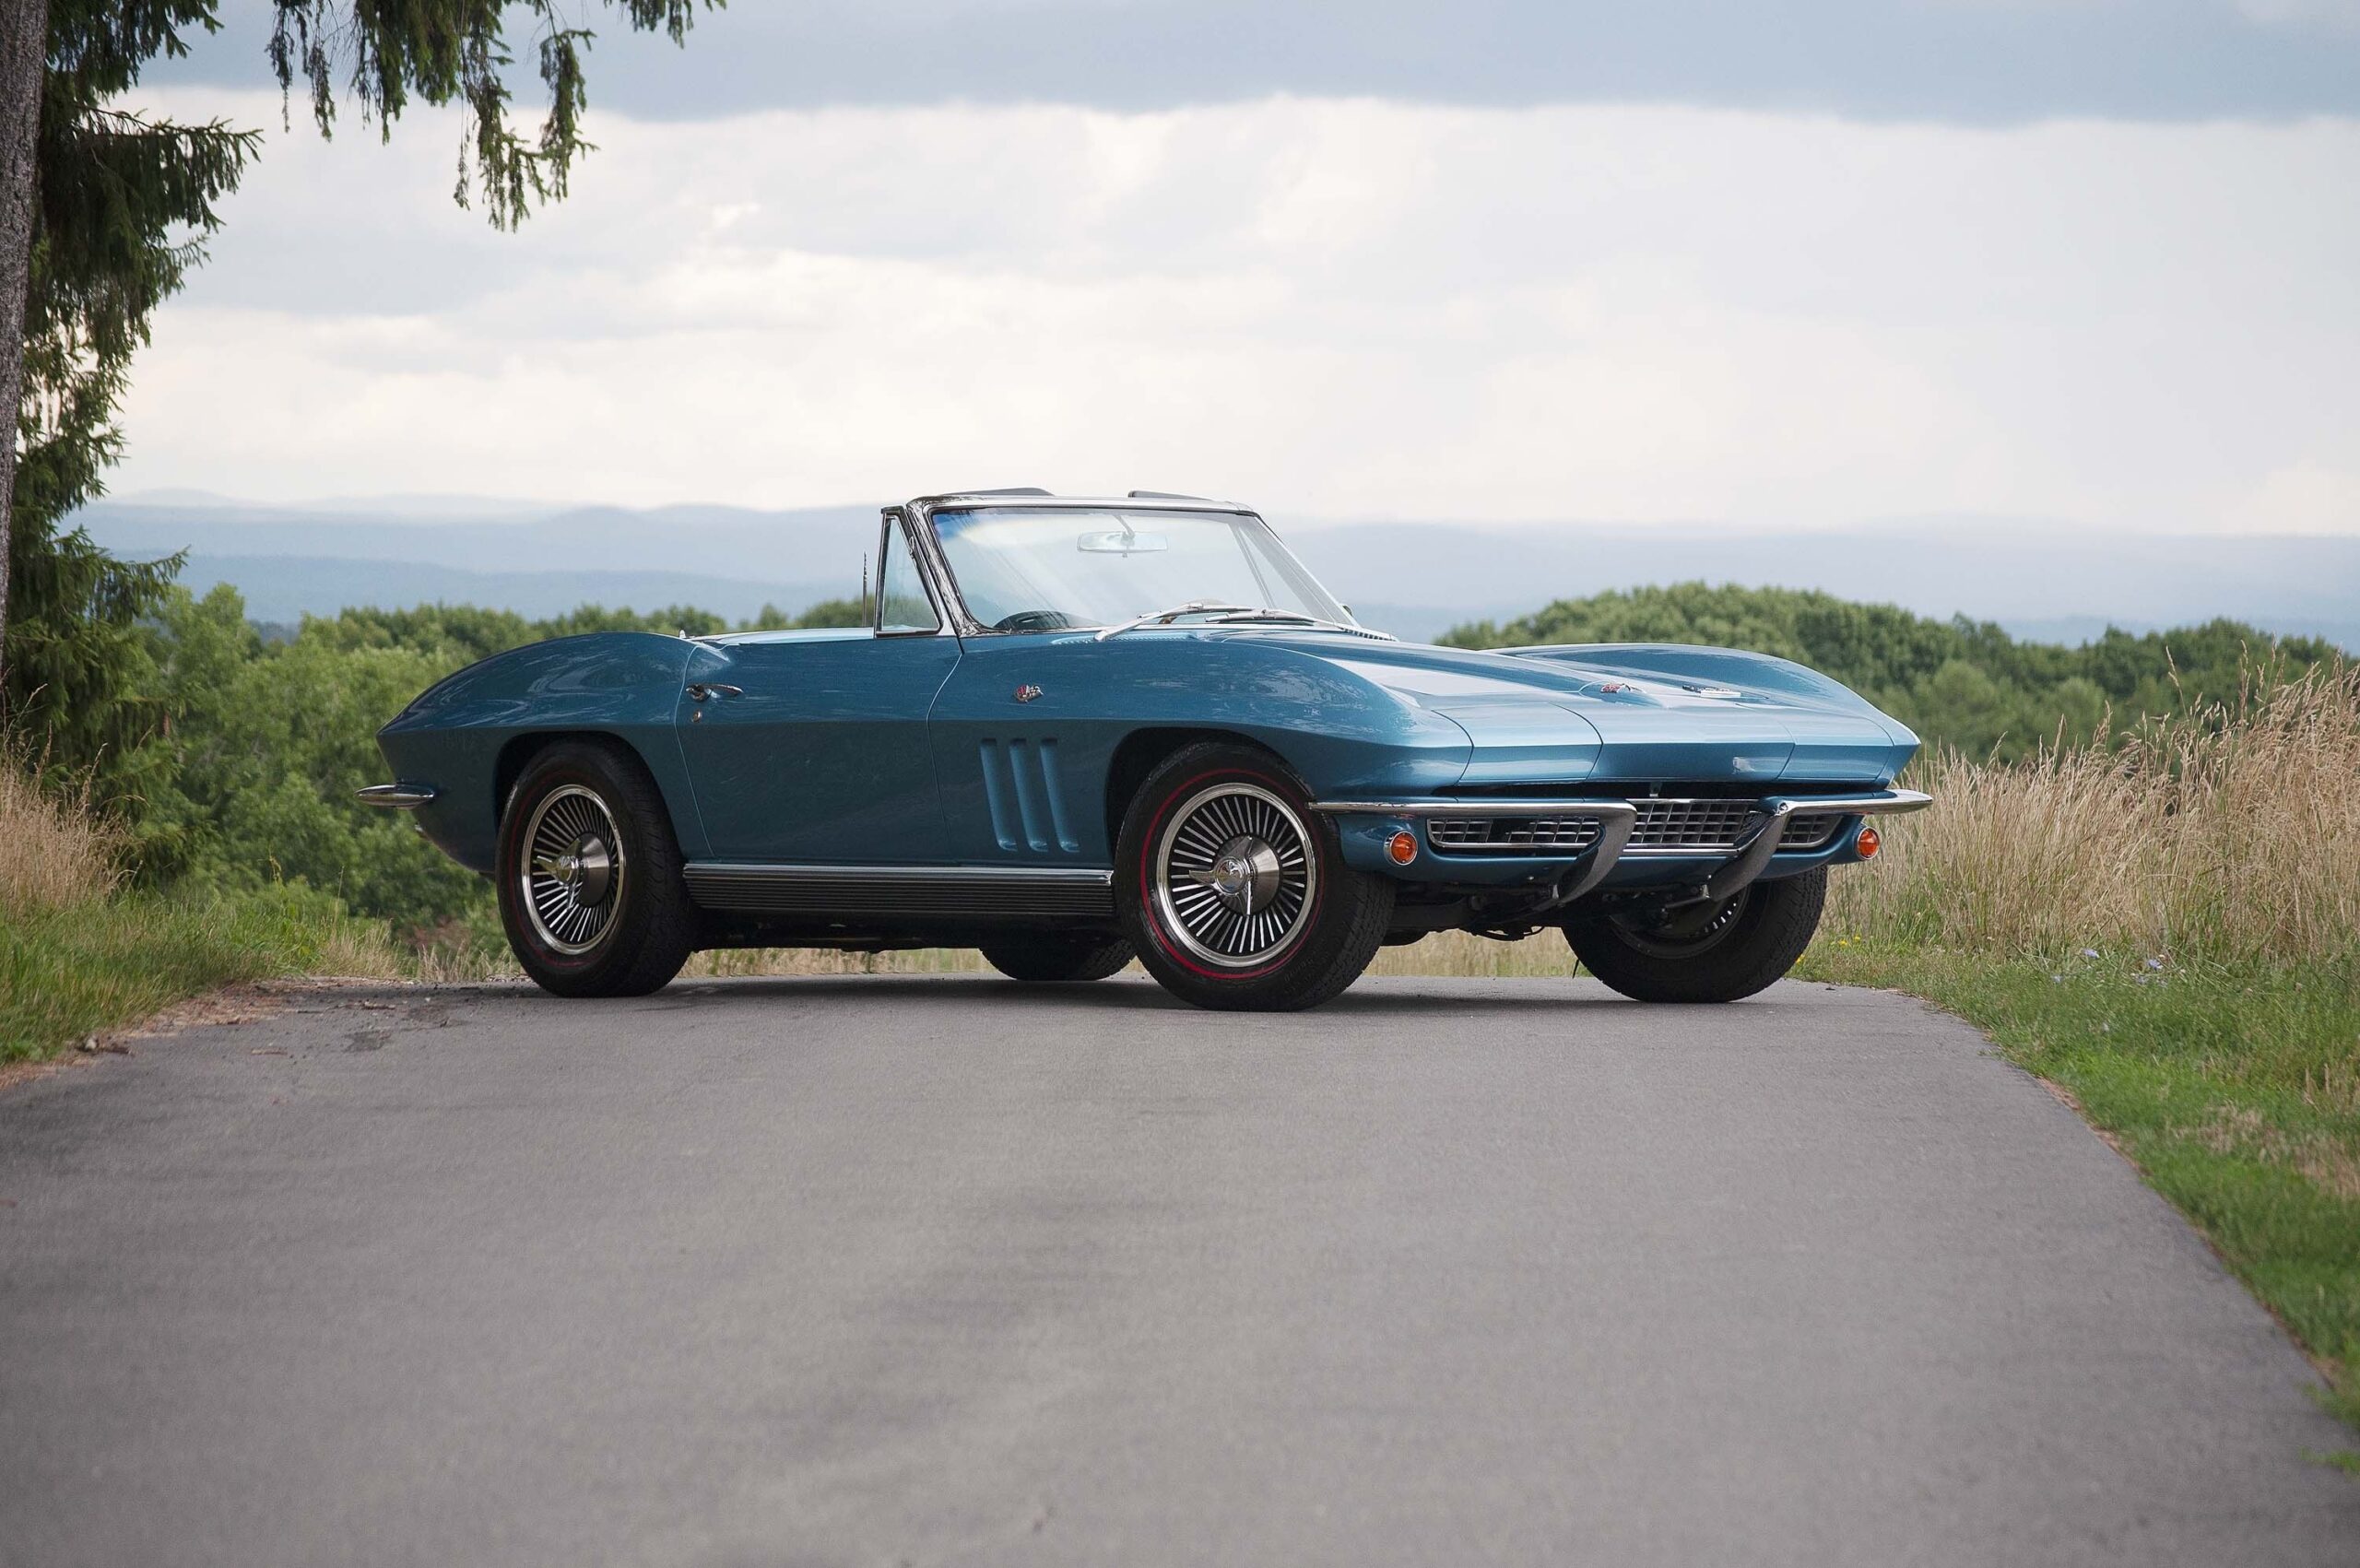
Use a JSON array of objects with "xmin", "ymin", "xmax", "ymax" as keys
[{"xmin": 3, "ymin": 974, "xmax": 2356, "ymax": 1567}]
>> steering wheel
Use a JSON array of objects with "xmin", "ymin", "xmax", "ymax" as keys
[{"xmin": 991, "ymin": 609, "xmax": 1082, "ymax": 632}]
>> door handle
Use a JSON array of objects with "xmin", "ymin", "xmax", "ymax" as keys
[{"xmin": 685, "ymin": 683, "xmax": 743, "ymax": 702}]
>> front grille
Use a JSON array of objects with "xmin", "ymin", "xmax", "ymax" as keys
[
  {"xmin": 1627, "ymin": 798, "xmax": 1758, "ymax": 851},
  {"xmin": 1419, "ymin": 796, "xmax": 1859, "ymax": 855},
  {"xmin": 1427, "ymin": 816, "xmax": 1605, "ymax": 855},
  {"xmin": 1782, "ymin": 812, "xmax": 1844, "ymax": 851}
]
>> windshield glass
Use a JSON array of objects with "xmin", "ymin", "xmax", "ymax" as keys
[{"xmin": 929, "ymin": 508, "xmax": 1351, "ymax": 632}]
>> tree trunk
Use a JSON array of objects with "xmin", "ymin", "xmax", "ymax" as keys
[{"xmin": 0, "ymin": 0, "xmax": 44, "ymax": 689}]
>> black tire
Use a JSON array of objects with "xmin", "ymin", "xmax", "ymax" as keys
[
  {"xmin": 496, "ymin": 738, "xmax": 697, "ymax": 998},
  {"xmin": 979, "ymin": 936, "xmax": 1135, "ymax": 984},
  {"xmin": 1563, "ymin": 867, "xmax": 1826, "ymax": 1004},
  {"xmin": 1115, "ymin": 742, "xmax": 1393, "ymax": 1012}
]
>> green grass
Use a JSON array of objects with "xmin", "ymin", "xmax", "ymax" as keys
[
  {"xmin": 0, "ymin": 885, "xmax": 395, "ymax": 1065},
  {"xmin": 1800, "ymin": 940, "xmax": 2360, "ymax": 1443}
]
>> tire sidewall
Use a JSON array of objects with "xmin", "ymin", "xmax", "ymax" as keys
[
  {"xmin": 1565, "ymin": 867, "xmax": 1827, "ymax": 1004},
  {"xmin": 1116, "ymin": 744, "xmax": 1386, "ymax": 1008},
  {"xmin": 497, "ymin": 744, "xmax": 678, "ymax": 994}
]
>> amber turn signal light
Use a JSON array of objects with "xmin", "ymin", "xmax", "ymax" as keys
[
  {"xmin": 1386, "ymin": 830, "xmax": 1419, "ymax": 865},
  {"xmin": 1855, "ymin": 824, "xmax": 1881, "ymax": 858}
]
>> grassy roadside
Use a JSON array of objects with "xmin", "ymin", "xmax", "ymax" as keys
[
  {"xmin": 1, "ymin": 745, "xmax": 415, "ymax": 1065},
  {"xmin": 1800, "ymin": 941, "xmax": 2360, "ymax": 1447},
  {"xmin": 0, "ymin": 887, "xmax": 403, "ymax": 1066}
]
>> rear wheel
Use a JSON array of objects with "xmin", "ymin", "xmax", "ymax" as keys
[
  {"xmin": 1563, "ymin": 867, "xmax": 1825, "ymax": 1004},
  {"xmin": 497, "ymin": 739, "xmax": 696, "ymax": 997},
  {"xmin": 980, "ymin": 936, "xmax": 1134, "ymax": 984},
  {"xmin": 1116, "ymin": 742, "xmax": 1392, "ymax": 1012}
]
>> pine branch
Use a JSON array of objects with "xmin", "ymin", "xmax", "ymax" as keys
[{"xmin": 270, "ymin": 1, "xmax": 713, "ymax": 230}]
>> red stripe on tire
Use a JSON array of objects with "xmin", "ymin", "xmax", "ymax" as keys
[{"xmin": 1134, "ymin": 767, "xmax": 1326, "ymax": 982}]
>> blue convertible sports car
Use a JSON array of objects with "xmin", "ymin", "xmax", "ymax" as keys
[{"xmin": 362, "ymin": 490, "xmax": 1929, "ymax": 1011}]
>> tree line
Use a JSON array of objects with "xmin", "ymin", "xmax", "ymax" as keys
[
  {"xmin": 62, "ymin": 584, "xmax": 859, "ymax": 935},
  {"xmin": 0, "ymin": 567, "xmax": 2322, "ymax": 948}
]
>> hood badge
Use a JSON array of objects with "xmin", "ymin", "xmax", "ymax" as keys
[{"xmin": 1014, "ymin": 684, "xmax": 1043, "ymax": 703}]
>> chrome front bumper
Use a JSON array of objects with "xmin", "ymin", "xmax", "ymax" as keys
[{"xmin": 1310, "ymin": 789, "xmax": 1932, "ymax": 905}]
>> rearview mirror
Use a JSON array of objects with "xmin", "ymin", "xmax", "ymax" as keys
[{"xmin": 1078, "ymin": 530, "xmax": 1167, "ymax": 554}]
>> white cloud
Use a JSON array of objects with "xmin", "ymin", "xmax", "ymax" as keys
[{"xmin": 113, "ymin": 92, "xmax": 2360, "ymax": 532}]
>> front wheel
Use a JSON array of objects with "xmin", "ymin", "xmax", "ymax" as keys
[
  {"xmin": 496, "ymin": 739, "xmax": 697, "ymax": 997},
  {"xmin": 1564, "ymin": 867, "xmax": 1826, "ymax": 1004},
  {"xmin": 1116, "ymin": 742, "xmax": 1393, "ymax": 1012}
]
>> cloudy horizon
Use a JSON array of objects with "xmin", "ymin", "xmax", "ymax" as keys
[{"xmin": 104, "ymin": 2, "xmax": 2360, "ymax": 536}]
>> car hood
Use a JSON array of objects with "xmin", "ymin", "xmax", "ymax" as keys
[{"xmin": 1206, "ymin": 631, "xmax": 1918, "ymax": 786}]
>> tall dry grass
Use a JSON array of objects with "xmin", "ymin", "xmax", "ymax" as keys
[
  {"xmin": 1360, "ymin": 657, "xmax": 2360, "ymax": 979},
  {"xmin": 1825, "ymin": 660, "xmax": 2360, "ymax": 966},
  {"xmin": 0, "ymin": 743, "xmax": 124, "ymax": 914}
]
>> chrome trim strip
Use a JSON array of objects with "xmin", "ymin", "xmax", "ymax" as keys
[
  {"xmin": 912, "ymin": 492, "xmax": 1255, "ymax": 515},
  {"xmin": 1764, "ymin": 788, "xmax": 1931, "ymax": 816},
  {"xmin": 683, "ymin": 862, "xmax": 1115, "ymax": 920},
  {"xmin": 1311, "ymin": 799, "xmax": 1636, "ymax": 817},
  {"xmin": 687, "ymin": 863, "xmax": 1113, "ymax": 886},
  {"xmin": 1313, "ymin": 789, "xmax": 1931, "ymax": 823},
  {"xmin": 356, "ymin": 783, "xmax": 438, "ymax": 809}
]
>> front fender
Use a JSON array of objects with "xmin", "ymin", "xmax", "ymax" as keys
[
  {"xmin": 928, "ymin": 632, "xmax": 1474, "ymax": 862},
  {"xmin": 374, "ymin": 632, "xmax": 702, "ymax": 873}
]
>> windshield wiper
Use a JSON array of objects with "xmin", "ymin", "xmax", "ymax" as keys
[
  {"xmin": 1094, "ymin": 601, "xmax": 1398, "ymax": 642},
  {"xmin": 1093, "ymin": 601, "xmax": 1265, "ymax": 642},
  {"xmin": 1204, "ymin": 609, "xmax": 1396, "ymax": 640}
]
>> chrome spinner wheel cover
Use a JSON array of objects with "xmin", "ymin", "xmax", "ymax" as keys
[
  {"xmin": 1151, "ymin": 781, "xmax": 1317, "ymax": 969},
  {"xmin": 519, "ymin": 784, "xmax": 627, "ymax": 956}
]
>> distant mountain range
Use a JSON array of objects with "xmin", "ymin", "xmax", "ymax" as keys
[{"xmin": 72, "ymin": 492, "xmax": 2360, "ymax": 650}]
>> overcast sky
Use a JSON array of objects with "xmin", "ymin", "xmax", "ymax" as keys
[{"xmin": 111, "ymin": 0, "xmax": 2360, "ymax": 531}]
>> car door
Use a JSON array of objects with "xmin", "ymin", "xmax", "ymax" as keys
[
  {"xmin": 925, "ymin": 633, "xmax": 1137, "ymax": 867},
  {"xmin": 676, "ymin": 515, "xmax": 961, "ymax": 864}
]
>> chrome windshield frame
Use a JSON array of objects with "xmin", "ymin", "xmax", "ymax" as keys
[
  {"xmin": 900, "ymin": 494, "xmax": 1360, "ymax": 640},
  {"xmin": 872, "ymin": 510, "xmax": 956, "ymax": 639}
]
